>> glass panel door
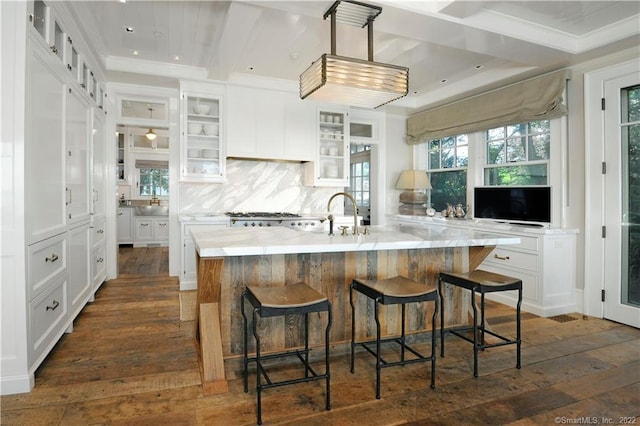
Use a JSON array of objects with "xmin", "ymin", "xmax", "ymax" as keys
[{"xmin": 604, "ymin": 75, "xmax": 640, "ymax": 327}]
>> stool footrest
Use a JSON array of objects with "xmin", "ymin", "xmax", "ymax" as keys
[
  {"xmin": 448, "ymin": 326, "xmax": 519, "ymax": 349},
  {"xmin": 246, "ymin": 349, "xmax": 325, "ymax": 388},
  {"xmin": 357, "ymin": 337, "xmax": 433, "ymax": 368}
]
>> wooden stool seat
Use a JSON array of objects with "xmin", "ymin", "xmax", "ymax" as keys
[
  {"xmin": 439, "ymin": 269, "xmax": 522, "ymax": 378},
  {"xmin": 350, "ymin": 276, "xmax": 438, "ymax": 399},
  {"xmin": 242, "ymin": 283, "xmax": 332, "ymax": 425}
]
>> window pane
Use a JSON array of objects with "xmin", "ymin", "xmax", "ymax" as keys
[
  {"xmin": 363, "ymin": 161, "xmax": 369, "ymax": 176},
  {"xmin": 442, "ymin": 136, "xmax": 455, "ymax": 148},
  {"xmin": 484, "ymin": 164, "xmax": 548, "ymax": 186},
  {"xmin": 429, "ymin": 140, "xmax": 440, "ymax": 151},
  {"xmin": 441, "ymin": 149, "xmax": 455, "ymax": 168},
  {"xmin": 355, "ymin": 163, "xmax": 362, "ymax": 176},
  {"xmin": 528, "ymin": 134, "xmax": 550, "ymax": 160},
  {"xmin": 487, "ymin": 141, "xmax": 504, "ymax": 164},
  {"xmin": 456, "ymin": 145, "xmax": 468, "ymax": 167},
  {"xmin": 506, "ymin": 137, "xmax": 526, "ymax": 162},
  {"xmin": 507, "ymin": 123, "xmax": 526, "ymax": 138},
  {"xmin": 529, "ymin": 120, "xmax": 550, "ymax": 134},
  {"xmin": 487, "ymin": 127, "xmax": 504, "ymax": 140},
  {"xmin": 429, "ymin": 169, "xmax": 467, "ymax": 211},
  {"xmin": 429, "ymin": 151, "xmax": 440, "ymax": 169},
  {"xmin": 456, "ymin": 134, "xmax": 468, "ymax": 145}
]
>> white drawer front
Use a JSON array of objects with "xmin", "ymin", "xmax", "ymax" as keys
[
  {"xmin": 155, "ymin": 219, "xmax": 169, "ymax": 240},
  {"xmin": 92, "ymin": 218, "xmax": 106, "ymax": 248},
  {"xmin": 510, "ymin": 235, "xmax": 538, "ymax": 251},
  {"xmin": 92, "ymin": 244, "xmax": 107, "ymax": 286},
  {"xmin": 28, "ymin": 232, "xmax": 67, "ymax": 299},
  {"xmin": 29, "ymin": 275, "xmax": 68, "ymax": 362},
  {"xmin": 485, "ymin": 248, "xmax": 538, "ymax": 272}
]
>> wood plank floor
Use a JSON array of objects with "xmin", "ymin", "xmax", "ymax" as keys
[{"xmin": 2, "ymin": 247, "xmax": 639, "ymax": 425}]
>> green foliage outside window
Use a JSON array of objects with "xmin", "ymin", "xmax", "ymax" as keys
[{"xmin": 139, "ymin": 168, "xmax": 169, "ymax": 197}]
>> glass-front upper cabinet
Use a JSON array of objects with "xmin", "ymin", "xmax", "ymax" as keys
[
  {"xmin": 116, "ymin": 129, "xmax": 127, "ymax": 183},
  {"xmin": 180, "ymin": 93, "xmax": 224, "ymax": 182},
  {"xmin": 304, "ymin": 107, "xmax": 350, "ymax": 186},
  {"xmin": 28, "ymin": 0, "xmax": 65, "ymax": 61}
]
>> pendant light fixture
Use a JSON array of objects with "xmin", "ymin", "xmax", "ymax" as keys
[
  {"xmin": 145, "ymin": 107, "xmax": 157, "ymax": 143},
  {"xmin": 300, "ymin": 0, "xmax": 409, "ymax": 109}
]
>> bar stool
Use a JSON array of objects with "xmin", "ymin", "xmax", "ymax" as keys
[
  {"xmin": 438, "ymin": 270, "xmax": 522, "ymax": 378},
  {"xmin": 241, "ymin": 283, "xmax": 332, "ymax": 425},
  {"xmin": 350, "ymin": 276, "xmax": 438, "ymax": 399}
]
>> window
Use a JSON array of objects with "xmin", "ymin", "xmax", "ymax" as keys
[
  {"xmin": 484, "ymin": 120, "xmax": 550, "ymax": 186},
  {"xmin": 425, "ymin": 135, "xmax": 468, "ymax": 211},
  {"xmin": 138, "ymin": 168, "xmax": 169, "ymax": 197}
]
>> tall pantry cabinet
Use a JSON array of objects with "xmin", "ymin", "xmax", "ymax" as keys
[{"xmin": 1, "ymin": 0, "xmax": 108, "ymax": 394}]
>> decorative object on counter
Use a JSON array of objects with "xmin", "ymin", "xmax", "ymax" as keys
[
  {"xmin": 299, "ymin": 0, "xmax": 409, "ymax": 109},
  {"xmin": 426, "ymin": 207, "xmax": 436, "ymax": 217},
  {"xmin": 396, "ymin": 170, "xmax": 431, "ymax": 215},
  {"xmin": 441, "ymin": 203, "xmax": 469, "ymax": 218}
]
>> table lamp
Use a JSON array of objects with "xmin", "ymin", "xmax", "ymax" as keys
[{"xmin": 396, "ymin": 170, "xmax": 431, "ymax": 215}]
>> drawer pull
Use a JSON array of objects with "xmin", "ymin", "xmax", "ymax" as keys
[
  {"xmin": 97, "ymin": 257, "xmax": 104, "ymax": 263},
  {"xmin": 46, "ymin": 300, "xmax": 60, "ymax": 311},
  {"xmin": 97, "ymin": 229, "xmax": 104, "ymax": 234},
  {"xmin": 45, "ymin": 254, "xmax": 59, "ymax": 263},
  {"xmin": 140, "ymin": 223, "xmax": 149, "ymax": 227},
  {"xmin": 158, "ymin": 223, "xmax": 167, "ymax": 227},
  {"xmin": 494, "ymin": 254, "xmax": 510, "ymax": 261}
]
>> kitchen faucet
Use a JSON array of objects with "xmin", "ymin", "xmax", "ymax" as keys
[{"xmin": 327, "ymin": 192, "xmax": 359, "ymax": 236}]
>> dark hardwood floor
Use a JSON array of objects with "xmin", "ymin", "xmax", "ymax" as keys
[{"xmin": 2, "ymin": 247, "xmax": 639, "ymax": 425}]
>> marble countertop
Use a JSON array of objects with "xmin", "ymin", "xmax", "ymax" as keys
[
  {"xmin": 192, "ymin": 223, "xmax": 520, "ymax": 258},
  {"xmin": 392, "ymin": 215, "xmax": 579, "ymax": 235}
]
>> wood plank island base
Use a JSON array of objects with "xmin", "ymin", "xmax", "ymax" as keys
[{"xmin": 191, "ymin": 224, "xmax": 519, "ymax": 394}]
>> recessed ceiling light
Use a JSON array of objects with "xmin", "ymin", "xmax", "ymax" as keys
[
  {"xmin": 248, "ymin": 66, "xmax": 255, "ymax": 71},
  {"xmin": 131, "ymin": 50, "xmax": 139, "ymax": 55},
  {"xmin": 440, "ymin": 79, "xmax": 447, "ymax": 83},
  {"xmin": 475, "ymin": 64, "xmax": 484, "ymax": 70},
  {"xmin": 124, "ymin": 26, "xmax": 134, "ymax": 33},
  {"xmin": 413, "ymin": 90, "xmax": 419, "ymax": 95},
  {"xmin": 174, "ymin": 55, "xmax": 181, "ymax": 61},
  {"xmin": 153, "ymin": 31, "xmax": 163, "ymax": 38},
  {"xmin": 289, "ymin": 52, "xmax": 299, "ymax": 61}
]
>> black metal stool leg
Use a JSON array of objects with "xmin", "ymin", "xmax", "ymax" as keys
[
  {"xmin": 375, "ymin": 297, "xmax": 381, "ymax": 399},
  {"xmin": 325, "ymin": 303, "xmax": 332, "ymax": 410},
  {"xmin": 517, "ymin": 287, "xmax": 522, "ymax": 369},
  {"xmin": 439, "ymin": 276, "xmax": 445, "ymax": 358},
  {"xmin": 430, "ymin": 295, "xmax": 438, "ymax": 389},
  {"xmin": 400, "ymin": 303, "xmax": 406, "ymax": 362},
  {"xmin": 304, "ymin": 313, "xmax": 310, "ymax": 378},
  {"xmin": 350, "ymin": 283, "xmax": 356, "ymax": 374},
  {"xmin": 252, "ymin": 308, "xmax": 262, "ymax": 425},
  {"xmin": 241, "ymin": 290, "xmax": 249, "ymax": 393},
  {"xmin": 471, "ymin": 288, "xmax": 478, "ymax": 378},
  {"xmin": 480, "ymin": 292, "xmax": 486, "ymax": 351}
]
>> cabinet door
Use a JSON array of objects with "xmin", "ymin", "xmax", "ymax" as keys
[
  {"xmin": 92, "ymin": 112, "xmax": 105, "ymax": 217},
  {"xmin": 26, "ymin": 43, "xmax": 66, "ymax": 244},
  {"xmin": 135, "ymin": 218, "xmax": 153, "ymax": 241},
  {"xmin": 154, "ymin": 219, "xmax": 169, "ymax": 241},
  {"xmin": 68, "ymin": 223, "xmax": 91, "ymax": 317},
  {"xmin": 66, "ymin": 86, "xmax": 91, "ymax": 224},
  {"xmin": 284, "ymin": 97, "xmax": 316, "ymax": 162},
  {"xmin": 181, "ymin": 93, "xmax": 224, "ymax": 182},
  {"xmin": 304, "ymin": 107, "xmax": 350, "ymax": 186},
  {"xmin": 117, "ymin": 208, "xmax": 133, "ymax": 243}
]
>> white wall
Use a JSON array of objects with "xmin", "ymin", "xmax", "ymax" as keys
[{"xmin": 383, "ymin": 113, "xmax": 413, "ymax": 220}]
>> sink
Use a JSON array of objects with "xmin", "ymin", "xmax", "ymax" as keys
[{"xmin": 134, "ymin": 206, "xmax": 169, "ymax": 216}]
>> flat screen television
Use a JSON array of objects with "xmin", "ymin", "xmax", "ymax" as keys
[{"xmin": 473, "ymin": 186, "xmax": 551, "ymax": 225}]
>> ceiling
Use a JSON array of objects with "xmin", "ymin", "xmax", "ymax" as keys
[{"xmin": 68, "ymin": 0, "xmax": 640, "ymax": 113}]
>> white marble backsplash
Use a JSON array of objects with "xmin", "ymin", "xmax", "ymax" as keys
[{"xmin": 179, "ymin": 159, "xmax": 343, "ymax": 214}]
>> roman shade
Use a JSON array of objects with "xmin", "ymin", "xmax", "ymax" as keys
[
  {"xmin": 406, "ymin": 69, "xmax": 571, "ymax": 145},
  {"xmin": 135, "ymin": 160, "xmax": 168, "ymax": 169}
]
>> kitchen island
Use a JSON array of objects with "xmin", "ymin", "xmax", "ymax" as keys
[{"xmin": 190, "ymin": 224, "xmax": 519, "ymax": 394}]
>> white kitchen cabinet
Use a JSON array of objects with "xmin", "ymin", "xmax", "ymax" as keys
[
  {"xmin": 304, "ymin": 107, "xmax": 350, "ymax": 186},
  {"xmin": 27, "ymin": 232, "xmax": 67, "ymax": 301},
  {"xmin": 28, "ymin": 273, "xmax": 68, "ymax": 367},
  {"xmin": 27, "ymin": 0, "xmax": 64, "ymax": 62},
  {"xmin": 67, "ymin": 222, "xmax": 91, "ymax": 320},
  {"xmin": 393, "ymin": 216, "xmax": 577, "ymax": 316},
  {"xmin": 65, "ymin": 85, "xmax": 91, "ymax": 225},
  {"xmin": 134, "ymin": 217, "xmax": 169, "ymax": 247},
  {"xmin": 180, "ymin": 84, "xmax": 225, "ymax": 182},
  {"xmin": 226, "ymin": 85, "xmax": 315, "ymax": 162},
  {"xmin": 90, "ymin": 217, "xmax": 106, "ymax": 292},
  {"xmin": 92, "ymin": 110, "xmax": 106, "ymax": 217},
  {"xmin": 179, "ymin": 221, "xmax": 229, "ymax": 290},
  {"xmin": 25, "ymin": 41, "xmax": 66, "ymax": 245},
  {"xmin": 117, "ymin": 207, "xmax": 133, "ymax": 244}
]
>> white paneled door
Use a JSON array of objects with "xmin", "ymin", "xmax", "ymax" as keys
[{"xmin": 603, "ymin": 72, "xmax": 640, "ymax": 328}]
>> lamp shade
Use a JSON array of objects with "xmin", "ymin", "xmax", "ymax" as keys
[
  {"xmin": 300, "ymin": 54, "xmax": 409, "ymax": 109},
  {"xmin": 395, "ymin": 170, "xmax": 431, "ymax": 190},
  {"xmin": 145, "ymin": 129, "xmax": 157, "ymax": 141}
]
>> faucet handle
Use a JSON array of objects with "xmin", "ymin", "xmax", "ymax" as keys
[
  {"xmin": 362, "ymin": 226, "xmax": 369, "ymax": 235},
  {"xmin": 339, "ymin": 226, "xmax": 349, "ymax": 236}
]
